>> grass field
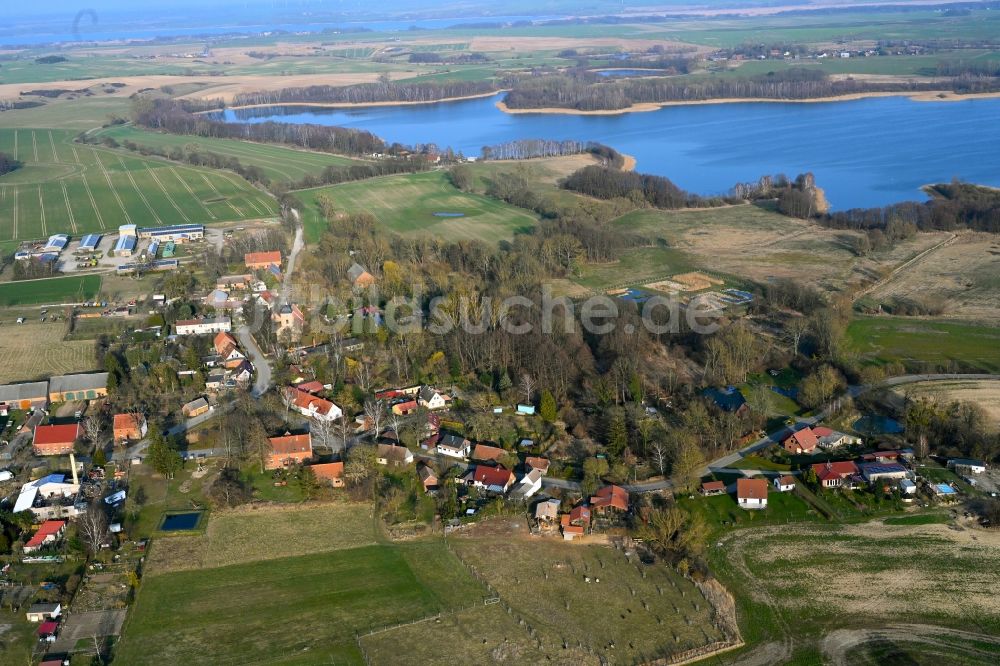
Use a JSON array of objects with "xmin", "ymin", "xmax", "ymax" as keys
[
  {"xmin": 0, "ymin": 320, "xmax": 97, "ymax": 382},
  {"xmin": 294, "ymin": 170, "xmax": 539, "ymax": 243},
  {"xmin": 847, "ymin": 316, "xmax": 1000, "ymax": 372},
  {"xmin": 451, "ymin": 537, "xmax": 724, "ymax": 663},
  {"xmin": 712, "ymin": 519, "xmax": 1000, "ymax": 664},
  {"xmin": 93, "ymin": 124, "xmax": 367, "ymax": 184},
  {"xmin": 0, "ymin": 128, "xmax": 277, "ymax": 242},
  {"xmin": 0, "ymin": 274, "xmax": 101, "ymax": 305}
]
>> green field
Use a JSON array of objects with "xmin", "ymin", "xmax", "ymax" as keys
[
  {"xmin": 847, "ymin": 316, "xmax": 1000, "ymax": 372},
  {"xmin": 0, "ymin": 274, "xmax": 101, "ymax": 305},
  {"xmin": 295, "ymin": 170, "xmax": 539, "ymax": 243},
  {"xmin": 0, "ymin": 128, "xmax": 277, "ymax": 242},
  {"xmin": 94, "ymin": 124, "xmax": 367, "ymax": 184}
]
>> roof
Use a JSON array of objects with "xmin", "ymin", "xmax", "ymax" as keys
[
  {"xmin": 950, "ymin": 458, "xmax": 986, "ymax": 467},
  {"xmin": 811, "ymin": 426, "xmax": 834, "ymax": 437},
  {"xmin": 569, "ymin": 505, "xmax": 591, "ymax": 524},
  {"xmin": 418, "ymin": 465, "xmax": 437, "ymax": 483},
  {"xmin": 859, "ymin": 462, "xmax": 907, "ymax": 476},
  {"xmin": 245, "ymin": 250, "xmax": 281, "ymax": 266},
  {"xmin": 310, "ymin": 462, "xmax": 343, "ymax": 481},
  {"xmin": 24, "ymin": 520, "xmax": 66, "ymax": 549},
  {"xmin": 785, "ymin": 427, "xmax": 818, "ymax": 450},
  {"xmin": 418, "ymin": 386, "xmax": 440, "ymax": 402},
  {"xmin": 438, "ymin": 433, "xmax": 469, "ymax": 450},
  {"xmin": 139, "ymin": 224, "xmax": 204, "ymax": 235},
  {"xmin": 79, "ymin": 233, "xmax": 102, "ymax": 249},
  {"xmin": 377, "ymin": 444, "xmax": 412, "ymax": 464},
  {"xmin": 114, "ymin": 235, "xmax": 137, "ymax": 252},
  {"xmin": 37, "ymin": 621, "xmax": 59, "ymax": 636},
  {"xmin": 777, "ymin": 475, "xmax": 796, "ymax": 486},
  {"xmin": 702, "ymin": 480, "xmax": 725, "ymax": 492},
  {"xmin": 0, "ymin": 381, "xmax": 49, "ymax": 402},
  {"xmin": 113, "ymin": 413, "xmax": 144, "ymax": 432},
  {"xmin": 473, "ymin": 465, "xmax": 513, "ymax": 488},
  {"xmin": 295, "ymin": 381, "xmax": 325, "ymax": 395},
  {"xmin": 49, "ymin": 372, "xmax": 108, "ymax": 394},
  {"xmin": 176, "ymin": 317, "xmax": 231, "ymax": 328},
  {"xmin": 289, "ymin": 387, "xmax": 338, "ymax": 416},
  {"xmin": 28, "ymin": 603, "xmax": 60, "ymax": 613},
  {"xmin": 591, "ymin": 485, "xmax": 629, "ymax": 511},
  {"xmin": 214, "ymin": 331, "xmax": 239, "ymax": 355},
  {"xmin": 811, "ymin": 460, "xmax": 859, "ymax": 481},
  {"xmin": 737, "ymin": 478, "xmax": 769, "ymax": 500},
  {"xmin": 525, "ymin": 456, "xmax": 550, "ymax": 474},
  {"xmin": 269, "ymin": 433, "xmax": 312, "ymax": 456},
  {"xmin": 33, "ymin": 424, "xmax": 80, "ymax": 445},
  {"xmin": 347, "ymin": 262, "xmax": 372, "ymax": 283},
  {"xmin": 535, "ymin": 498, "xmax": 560, "ymax": 520},
  {"xmin": 182, "ymin": 397, "xmax": 209, "ymax": 412},
  {"xmin": 472, "ymin": 444, "xmax": 506, "ymax": 462}
]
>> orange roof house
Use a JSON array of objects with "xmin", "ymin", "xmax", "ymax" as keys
[
  {"xmin": 701, "ymin": 480, "xmax": 726, "ymax": 496},
  {"xmin": 245, "ymin": 251, "xmax": 282, "ymax": 270},
  {"xmin": 23, "ymin": 520, "xmax": 67, "ymax": 553},
  {"xmin": 266, "ymin": 432, "xmax": 313, "ymax": 470},
  {"xmin": 811, "ymin": 461, "xmax": 859, "ymax": 488},
  {"xmin": 736, "ymin": 478, "xmax": 769, "ymax": 509},
  {"xmin": 309, "ymin": 462, "xmax": 344, "ymax": 487},
  {"xmin": 33, "ymin": 424, "xmax": 80, "ymax": 456},
  {"xmin": 112, "ymin": 413, "xmax": 147, "ymax": 443},
  {"xmin": 590, "ymin": 485, "xmax": 629, "ymax": 513},
  {"xmin": 525, "ymin": 457, "xmax": 550, "ymax": 475},
  {"xmin": 783, "ymin": 427, "xmax": 819, "ymax": 454},
  {"xmin": 347, "ymin": 263, "xmax": 376, "ymax": 288},
  {"xmin": 471, "ymin": 444, "xmax": 506, "ymax": 464}
]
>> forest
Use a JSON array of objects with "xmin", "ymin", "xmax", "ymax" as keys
[
  {"xmin": 480, "ymin": 139, "xmax": 624, "ymax": 166},
  {"xmin": 230, "ymin": 79, "xmax": 503, "ymax": 107},
  {"xmin": 562, "ymin": 165, "xmax": 731, "ymax": 209},
  {"xmin": 503, "ymin": 69, "xmax": 1000, "ymax": 111}
]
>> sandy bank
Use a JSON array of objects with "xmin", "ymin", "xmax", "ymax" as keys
[{"xmin": 496, "ymin": 90, "xmax": 1000, "ymax": 116}]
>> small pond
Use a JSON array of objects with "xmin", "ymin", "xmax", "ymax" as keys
[
  {"xmin": 433, "ymin": 212, "xmax": 466, "ymax": 217},
  {"xmin": 853, "ymin": 415, "xmax": 905, "ymax": 435},
  {"xmin": 160, "ymin": 511, "xmax": 203, "ymax": 531}
]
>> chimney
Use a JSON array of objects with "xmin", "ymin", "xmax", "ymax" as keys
[{"xmin": 70, "ymin": 452, "xmax": 79, "ymax": 485}]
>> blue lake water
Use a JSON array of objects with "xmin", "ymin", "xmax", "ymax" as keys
[{"xmin": 222, "ymin": 93, "xmax": 1000, "ymax": 209}]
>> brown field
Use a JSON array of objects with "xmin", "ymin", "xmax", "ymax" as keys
[
  {"xmin": 669, "ymin": 271, "xmax": 724, "ymax": 292},
  {"xmin": 894, "ymin": 379, "xmax": 1000, "ymax": 427},
  {"xmin": 0, "ymin": 321, "xmax": 96, "ymax": 383},
  {"xmin": 146, "ymin": 502, "xmax": 376, "ymax": 574},
  {"xmin": 869, "ymin": 233, "xmax": 1000, "ymax": 323}
]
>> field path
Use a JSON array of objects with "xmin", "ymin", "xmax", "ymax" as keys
[
  {"xmin": 146, "ymin": 165, "xmax": 191, "ymax": 223},
  {"xmin": 37, "ymin": 185, "xmax": 47, "ymax": 236},
  {"xmin": 60, "ymin": 181, "xmax": 78, "ymax": 233},
  {"xmin": 169, "ymin": 168, "xmax": 216, "ymax": 219},
  {"xmin": 821, "ymin": 624, "xmax": 1000, "ymax": 666},
  {"xmin": 48, "ymin": 131, "xmax": 59, "ymax": 163},
  {"xmin": 31, "ymin": 131, "xmax": 39, "ymax": 162},
  {"xmin": 11, "ymin": 187, "xmax": 17, "ymax": 239},
  {"xmin": 855, "ymin": 232, "xmax": 959, "ymax": 300},
  {"xmin": 94, "ymin": 150, "xmax": 132, "ymax": 224},
  {"xmin": 12, "ymin": 130, "xmax": 17, "ymax": 161},
  {"xmin": 117, "ymin": 157, "xmax": 162, "ymax": 223}
]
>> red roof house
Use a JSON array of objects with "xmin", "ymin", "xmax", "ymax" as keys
[
  {"xmin": 245, "ymin": 251, "xmax": 282, "ymax": 270},
  {"xmin": 525, "ymin": 456, "xmax": 550, "ymax": 475},
  {"xmin": 32, "ymin": 424, "xmax": 80, "ymax": 456},
  {"xmin": 470, "ymin": 465, "xmax": 514, "ymax": 493},
  {"xmin": 23, "ymin": 520, "xmax": 67, "ymax": 554},
  {"xmin": 701, "ymin": 480, "xmax": 726, "ymax": 496},
  {"xmin": 309, "ymin": 462, "xmax": 344, "ymax": 487},
  {"xmin": 568, "ymin": 505, "xmax": 591, "ymax": 527},
  {"xmin": 783, "ymin": 427, "xmax": 819, "ymax": 454},
  {"xmin": 590, "ymin": 485, "xmax": 629, "ymax": 513},
  {"xmin": 736, "ymin": 478, "xmax": 769, "ymax": 509},
  {"xmin": 266, "ymin": 433, "xmax": 313, "ymax": 470},
  {"xmin": 113, "ymin": 413, "xmax": 147, "ymax": 442},
  {"xmin": 471, "ymin": 444, "xmax": 506, "ymax": 463},
  {"xmin": 37, "ymin": 621, "xmax": 59, "ymax": 638},
  {"xmin": 811, "ymin": 461, "xmax": 859, "ymax": 488}
]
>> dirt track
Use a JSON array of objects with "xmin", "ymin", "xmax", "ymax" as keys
[{"xmin": 821, "ymin": 624, "xmax": 1000, "ymax": 665}]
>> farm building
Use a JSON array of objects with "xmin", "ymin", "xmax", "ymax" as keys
[
  {"xmin": 43, "ymin": 234, "xmax": 69, "ymax": 252},
  {"xmin": 113, "ymin": 234, "xmax": 137, "ymax": 256},
  {"xmin": 245, "ymin": 251, "xmax": 282, "ymax": 270},
  {"xmin": 701, "ymin": 480, "xmax": 726, "ymax": 496},
  {"xmin": 22, "ymin": 520, "xmax": 67, "ymax": 554},
  {"xmin": 175, "ymin": 318, "xmax": 232, "ymax": 336},
  {"xmin": 13, "ymin": 474, "xmax": 81, "ymax": 520},
  {"xmin": 147, "ymin": 240, "xmax": 160, "ymax": 258},
  {"xmin": 116, "ymin": 259, "xmax": 179, "ymax": 274},
  {"xmin": 310, "ymin": 462, "xmax": 344, "ymax": 487},
  {"xmin": 49, "ymin": 372, "xmax": 108, "ymax": 402},
  {"xmin": 181, "ymin": 397, "xmax": 211, "ymax": 418},
  {"xmin": 737, "ymin": 478, "xmax": 769, "ymax": 509},
  {"xmin": 78, "ymin": 234, "xmax": 102, "ymax": 252},
  {"xmin": 138, "ymin": 224, "xmax": 205, "ymax": 242},
  {"xmin": 113, "ymin": 413, "xmax": 147, "ymax": 443},
  {"xmin": 859, "ymin": 462, "xmax": 908, "ymax": 483},
  {"xmin": 899, "ymin": 478, "xmax": 917, "ymax": 495},
  {"xmin": 0, "ymin": 381, "xmax": 49, "ymax": 411},
  {"xmin": 948, "ymin": 458, "xmax": 987, "ymax": 474},
  {"xmin": 774, "ymin": 476, "xmax": 796, "ymax": 492},
  {"xmin": 32, "ymin": 424, "xmax": 80, "ymax": 456},
  {"xmin": 266, "ymin": 433, "xmax": 313, "ymax": 469}
]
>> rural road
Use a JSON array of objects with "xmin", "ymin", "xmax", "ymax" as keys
[{"xmin": 236, "ymin": 325, "xmax": 271, "ymax": 398}]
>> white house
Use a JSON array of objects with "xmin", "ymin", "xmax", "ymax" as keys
[
  {"xmin": 26, "ymin": 603, "xmax": 61, "ymax": 623},
  {"xmin": 288, "ymin": 387, "xmax": 342, "ymax": 422},
  {"xmin": 736, "ymin": 478, "xmax": 768, "ymax": 510},
  {"xmin": 514, "ymin": 468, "xmax": 543, "ymax": 499},
  {"xmin": 773, "ymin": 475, "xmax": 796, "ymax": 492},
  {"xmin": 175, "ymin": 318, "xmax": 232, "ymax": 336},
  {"xmin": 948, "ymin": 458, "xmax": 987, "ymax": 474},
  {"xmin": 436, "ymin": 433, "xmax": 471, "ymax": 459},
  {"xmin": 899, "ymin": 478, "xmax": 917, "ymax": 495},
  {"xmin": 418, "ymin": 386, "xmax": 449, "ymax": 411}
]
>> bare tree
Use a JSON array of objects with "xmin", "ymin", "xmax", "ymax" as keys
[
  {"xmin": 354, "ymin": 362, "xmax": 374, "ymax": 394},
  {"xmin": 78, "ymin": 503, "xmax": 109, "ymax": 556},
  {"xmin": 518, "ymin": 373, "xmax": 536, "ymax": 405},
  {"xmin": 310, "ymin": 416, "xmax": 336, "ymax": 451},
  {"xmin": 649, "ymin": 439, "xmax": 670, "ymax": 477},
  {"xmin": 82, "ymin": 415, "xmax": 104, "ymax": 445},
  {"xmin": 363, "ymin": 399, "xmax": 386, "ymax": 439},
  {"xmin": 786, "ymin": 316, "xmax": 810, "ymax": 356}
]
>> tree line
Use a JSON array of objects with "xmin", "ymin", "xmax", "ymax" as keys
[
  {"xmin": 131, "ymin": 97, "xmax": 384, "ymax": 156},
  {"xmin": 480, "ymin": 139, "xmax": 624, "ymax": 166},
  {"xmin": 503, "ymin": 69, "xmax": 1000, "ymax": 111},
  {"xmin": 230, "ymin": 79, "xmax": 502, "ymax": 107},
  {"xmin": 561, "ymin": 165, "xmax": 733, "ymax": 209}
]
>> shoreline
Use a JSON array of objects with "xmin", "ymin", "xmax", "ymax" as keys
[
  {"xmin": 221, "ymin": 90, "xmax": 503, "ymax": 112},
  {"xmin": 495, "ymin": 90, "xmax": 1000, "ymax": 116}
]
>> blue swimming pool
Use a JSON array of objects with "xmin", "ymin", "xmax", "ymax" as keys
[{"xmin": 160, "ymin": 512, "xmax": 203, "ymax": 531}]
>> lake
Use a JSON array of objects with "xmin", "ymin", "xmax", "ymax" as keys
[{"xmin": 222, "ymin": 93, "xmax": 1000, "ymax": 209}]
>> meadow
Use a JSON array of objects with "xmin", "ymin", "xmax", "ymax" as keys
[
  {"xmin": 294, "ymin": 170, "xmax": 539, "ymax": 243},
  {"xmin": 0, "ymin": 320, "xmax": 97, "ymax": 383},
  {"xmin": 94, "ymin": 124, "xmax": 367, "ymax": 184},
  {"xmin": 0, "ymin": 273, "xmax": 101, "ymax": 305},
  {"xmin": 0, "ymin": 128, "xmax": 277, "ymax": 242},
  {"xmin": 847, "ymin": 316, "xmax": 1000, "ymax": 373}
]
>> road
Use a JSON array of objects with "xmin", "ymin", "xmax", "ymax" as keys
[{"xmin": 280, "ymin": 211, "xmax": 304, "ymax": 307}]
